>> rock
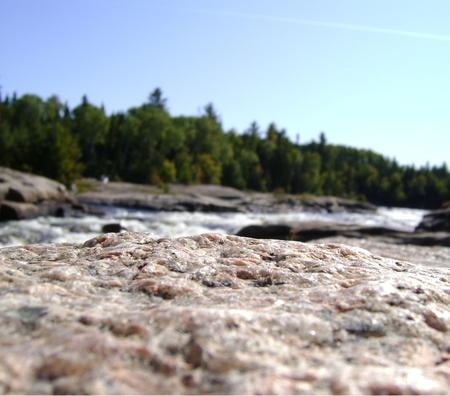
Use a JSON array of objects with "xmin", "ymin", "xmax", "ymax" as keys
[
  {"xmin": 237, "ymin": 222, "xmax": 350, "ymax": 240},
  {"xmin": 401, "ymin": 232, "xmax": 450, "ymax": 247},
  {"xmin": 170, "ymin": 184, "xmax": 247, "ymax": 201},
  {"xmin": 176, "ymin": 195, "xmax": 245, "ymax": 212},
  {"xmin": 0, "ymin": 167, "xmax": 70, "ymax": 204},
  {"xmin": 237, "ymin": 221, "xmax": 450, "ymax": 247},
  {"xmin": 78, "ymin": 192, "xmax": 245, "ymax": 213},
  {"xmin": 242, "ymin": 194, "xmax": 377, "ymax": 214},
  {"xmin": 237, "ymin": 224, "xmax": 293, "ymax": 240},
  {"xmin": 102, "ymin": 223, "xmax": 126, "ymax": 233},
  {"xmin": 0, "ymin": 233, "xmax": 448, "ymax": 394},
  {"xmin": 0, "ymin": 167, "xmax": 73, "ymax": 221},
  {"xmin": 416, "ymin": 208, "xmax": 450, "ymax": 232},
  {"xmin": 309, "ymin": 235, "xmax": 450, "ymax": 269},
  {"xmin": 76, "ymin": 179, "xmax": 375, "ymax": 214},
  {"xmin": 300, "ymin": 196, "xmax": 377, "ymax": 213},
  {"xmin": 76, "ymin": 180, "xmax": 248, "ymax": 213},
  {"xmin": 0, "ymin": 201, "xmax": 39, "ymax": 220}
]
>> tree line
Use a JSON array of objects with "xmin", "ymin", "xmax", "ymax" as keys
[{"xmin": 0, "ymin": 89, "xmax": 449, "ymax": 209}]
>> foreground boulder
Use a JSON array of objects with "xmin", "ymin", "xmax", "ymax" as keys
[
  {"xmin": 0, "ymin": 233, "xmax": 448, "ymax": 394},
  {"xmin": 417, "ymin": 208, "xmax": 450, "ymax": 232},
  {"xmin": 0, "ymin": 167, "xmax": 73, "ymax": 221}
]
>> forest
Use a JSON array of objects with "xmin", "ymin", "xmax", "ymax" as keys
[{"xmin": 0, "ymin": 89, "xmax": 449, "ymax": 209}]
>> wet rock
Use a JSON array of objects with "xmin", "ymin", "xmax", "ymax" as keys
[
  {"xmin": 0, "ymin": 233, "xmax": 448, "ymax": 394},
  {"xmin": 416, "ymin": 208, "xmax": 450, "ymax": 232},
  {"xmin": 237, "ymin": 221, "xmax": 450, "ymax": 247},
  {"xmin": 236, "ymin": 222, "xmax": 381, "ymax": 241},
  {"xmin": 102, "ymin": 223, "xmax": 126, "ymax": 233},
  {"xmin": 237, "ymin": 224, "xmax": 293, "ymax": 240}
]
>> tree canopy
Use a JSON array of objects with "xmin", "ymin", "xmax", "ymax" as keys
[{"xmin": 1, "ymin": 89, "xmax": 449, "ymax": 209}]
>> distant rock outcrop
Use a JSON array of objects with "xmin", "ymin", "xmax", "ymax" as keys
[
  {"xmin": 237, "ymin": 221, "xmax": 450, "ymax": 247},
  {"xmin": 0, "ymin": 233, "xmax": 448, "ymax": 394},
  {"xmin": 0, "ymin": 168, "xmax": 378, "ymax": 223},
  {"xmin": 77, "ymin": 179, "xmax": 376, "ymax": 214},
  {"xmin": 416, "ymin": 208, "xmax": 450, "ymax": 232},
  {"xmin": 0, "ymin": 167, "xmax": 74, "ymax": 221},
  {"xmin": 75, "ymin": 181, "xmax": 248, "ymax": 213}
]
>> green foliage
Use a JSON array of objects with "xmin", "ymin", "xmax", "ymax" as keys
[
  {"xmin": 197, "ymin": 153, "xmax": 222, "ymax": 184},
  {"xmin": 74, "ymin": 179, "xmax": 97, "ymax": 193},
  {"xmin": 160, "ymin": 160, "xmax": 177, "ymax": 184},
  {"xmin": 1, "ymin": 90, "xmax": 450, "ymax": 208},
  {"xmin": 148, "ymin": 88, "xmax": 167, "ymax": 110},
  {"xmin": 72, "ymin": 96, "xmax": 109, "ymax": 177},
  {"xmin": 0, "ymin": 94, "xmax": 83, "ymax": 185}
]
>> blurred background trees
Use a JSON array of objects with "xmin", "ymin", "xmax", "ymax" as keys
[{"xmin": 1, "ymin": 89, "xmax": 449, "ymax": 208}]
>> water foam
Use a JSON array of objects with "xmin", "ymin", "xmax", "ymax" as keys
[{"xmin": 0, "ymin": 206, "xmax": 427, "ymax": 247}]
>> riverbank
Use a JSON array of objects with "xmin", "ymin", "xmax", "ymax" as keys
[
  {"xmin": 75, "ymin": 178, "xmax": 377, "ymax": 214},
  {"xmin": 2, "ymin": 168, "xmax": 450, "ymax": 257}
]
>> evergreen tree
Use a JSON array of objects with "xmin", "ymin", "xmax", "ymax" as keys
[
  {"xmin": 148, "ymin": 88, "xmax": 167, "ymax": 110},
  {"xmin": 0, "ymin": 91, "xmax": 449, "ymax": 208}
]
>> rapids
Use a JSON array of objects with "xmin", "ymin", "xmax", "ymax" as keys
[{"xmin": 0, "ymin": 206, "xmax": 427, "ymax": 247}]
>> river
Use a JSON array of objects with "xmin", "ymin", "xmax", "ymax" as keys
[{"xmin": 0, "ymin": 206, "xmax": 427, "ymax": 247}]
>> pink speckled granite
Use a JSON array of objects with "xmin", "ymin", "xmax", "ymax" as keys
[{"xmin": 0, "ymin": 232, "xmax": 448, "ymax": 394}]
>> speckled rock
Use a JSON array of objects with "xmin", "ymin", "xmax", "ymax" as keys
[
  {"xmin": 312, "ymin": 235, "xmax": 450, "ymax": 269},
  {"xmin": 0, "ymin": 233, "xmax": 449, "ymax": 394}
]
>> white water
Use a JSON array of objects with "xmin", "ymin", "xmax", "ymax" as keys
[{"xmin": 0, "ymin": 206, "xmax": 427, "ymax": 248}]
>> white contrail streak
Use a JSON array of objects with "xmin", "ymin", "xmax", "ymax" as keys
[{"xmin": 196, "ymin": 10, "xmax": 450, "ymax": 43}]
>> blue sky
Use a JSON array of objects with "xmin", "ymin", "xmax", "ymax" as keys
[{"xmin": 1, "ymin": 0, "xmax": 449, "ymax": 168}]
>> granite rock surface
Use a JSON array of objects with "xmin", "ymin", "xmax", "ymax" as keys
[
  {"xmin": 0, "ymin": 233, "xmax": 449, "ymax": 394},
  {"xmin": 315, "ymin": 235, "xmax": 450, "ymax": 269},
  {"xmin": 0, "ymin": 167, "xmax": 73, "ymax": 221},
  {"xmin": 77, "ymin": 179, "xmax": 376, "ymax": 214}
]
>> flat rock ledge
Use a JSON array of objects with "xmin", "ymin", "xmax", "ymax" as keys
[
  {"xmin": 77, "ymin": 179, "xmax": 376, "ymax": 214},
  {"xmin": 0, "ymin": 233, "xmax": 449, "ymax": 394}
]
